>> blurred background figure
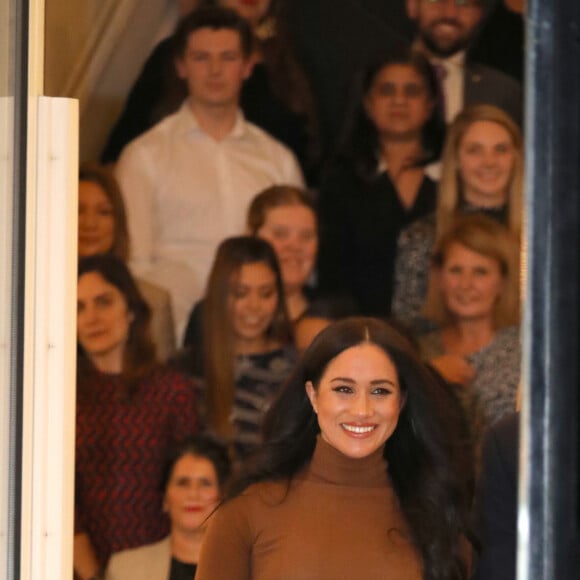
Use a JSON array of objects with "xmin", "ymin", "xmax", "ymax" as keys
[
  {"xmin": 74, "ymin": 255, "xmax": 197, "ymax": 579},
  {"xmin": 473, "ymin": 411, "xmax": 519, "ymax": 580},
  {"xmin": 173, "ymin": 237, "xmax": 295, "ymax": 460},
  {"xmin": 317, "ymin": 48, "xmax": 445, "ymax": 318},
  {"xmin": 420, "ymin": 214, "xmax": 521, "ymax": 456},
  {"xmin": 246, "ymin": 185, "xmax": 318, "ymax": 323},
  {"xmin": 78, "ymin": 163, "xmax": 176, "ymax": 360},
  {"xmin": 102, "ymin": 0, "xmax": 318, "ymax": 183},
  {"xmin": 393, "ymin": 104, "xmax": 523, "ymax": 333},
  {"xmin": 115, "ymin": 7, "xmax": 304, "ymax": 344},
  {"xmin": 105, "ymin": 434, "xmax": 231, "ymax": 580},
  {"xmin": 183, "ymin": 185, "xmax": 318, "ymax": 346},
  {"xmin": 405, "ymin": 0, "xmax": 522, "ymax": 125}
]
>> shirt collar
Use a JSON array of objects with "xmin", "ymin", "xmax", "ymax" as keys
[
  {"xmin": 177, "ymin": 100, "xmax": 249, "ymax": 140},
  {"xmin": 376, "ymin": 159, "xmax": 441, "ymax": 180},
  {"xmin": 432, "ymin": 50, "xmax": 466, "ymax": 69}
]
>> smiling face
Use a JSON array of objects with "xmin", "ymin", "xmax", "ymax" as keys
[
  {"xmin": 176, "ymin": 28, "xmax": 252, "ymax": 111},
  {"xmin": 164, "ymin": 453, "xmax": 221, "ymax": 534},
  {"xmin": 256, "ymin": 205, "xmax": 317, "ymax": 293},
  {"xmin": 306, "ymin": 343, "xmax": 403, "ymax": 459},
  {"xmin": 439, "ymin": 242, "xmax": 504, "ymax": 322},
  {"xmin": 77, "ymin": 272, "xmax": 133, "ymax": 372},
  {"xmin": 364, "ymin": 63, "xmax": 434, "ymax": 141},
  {"xmin": 229, "ymin": 261, "xmax": 279, "ymax": 353},
  {"xmin": 220, "ymin": 0, "xmax": 271, "ymax": 26},
  {"xmin": 458, "ymin": 120, "xmax": 515, "ymax": 207},
  {"xmin": 407, "ymin": 0, "xmax": 483, "ymax": 58},
  {"xmin": 78, "ymin": 181, "xmax": 116, "ymax": 257}
]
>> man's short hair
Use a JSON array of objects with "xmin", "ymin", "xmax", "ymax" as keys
[{"xmin": 174, "ymin": 6, "xmax": 254, "ymax": 59}]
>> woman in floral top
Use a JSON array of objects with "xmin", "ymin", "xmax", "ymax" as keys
[{"xmin": 419, "ymin": 215, "xmax": 521, "ymax": 457}]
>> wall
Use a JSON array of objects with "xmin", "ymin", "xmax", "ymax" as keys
[{"xmin": 44, "ymin": 0, "xmax": 176, "ymax": 162}]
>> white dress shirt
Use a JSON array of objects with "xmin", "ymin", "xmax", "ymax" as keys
[{"xmin": 116, "ymin": 102, "xmax": 304, "ymax": 343}]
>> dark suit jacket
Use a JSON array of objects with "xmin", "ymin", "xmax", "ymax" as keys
[
  {"xmin": 475, "ymin": 412, "xmax": 519, "ymax": 580},
  {"xmin": 464, "ymin": 62, "xmax": 523, "ymax": 126}
]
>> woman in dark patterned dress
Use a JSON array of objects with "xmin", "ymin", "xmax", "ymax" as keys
[
  {"xmin": 74, "ymin": 255, "xmax": 197, "ymax": 579},
  {"xmin": 174, "ymin": 236, "xmax": 296, "ymax": 460},
  {"xmin": 420, "ymin": 215, "xmax": 521, "ymax": 458},
  {"xmin": 316, "ymin": 48, "xmax": 445, "ymax": 318}
]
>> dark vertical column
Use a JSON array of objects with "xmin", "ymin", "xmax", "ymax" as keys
[
  {"xmin": 522, "ymin": 0, "xmax": 580, "ymax": 578},
  {"xmin": 10, "ymin": 0, "xmax": 29, "ymax": 577}
]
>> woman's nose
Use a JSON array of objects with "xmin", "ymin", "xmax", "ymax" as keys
[
  {"xmin": 79, "ymin": 304, "xmax": 97, "ymax": 326},
  {"xmin": 246, "ymin": 293, "xmax": 261, "ymax": 311},
  {"xmin": 352, "ymin": 394, "xmax": 372, "ymax": 416},
  {"xmin": 458, "ymin": 272, "xmax": 474, "ymax": 288},
  {"xmin": 80, "ymin": 212, "xmax": 97, "ymax": 228}
]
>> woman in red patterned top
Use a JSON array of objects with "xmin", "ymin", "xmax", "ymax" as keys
[{"xmin": 74, "ymin": 254, "xmax": 197, "ymax": 580}]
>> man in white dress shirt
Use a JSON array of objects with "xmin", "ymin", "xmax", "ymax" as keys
[
  {"xmin": 405, "ymin": 0, "xmax": 522, "ymax": 124},
  {"xmin": 116, "ymin": 6, "xmax": 304, "ymax": 342}
]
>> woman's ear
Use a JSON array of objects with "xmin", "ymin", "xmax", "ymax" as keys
[
  {"xmin": 399, "ymin": 390, "xmax": 407, "ymax": 411},
  {"xmin": 305, "ymin": 381, "xmax": 317, "ymax": 414}
]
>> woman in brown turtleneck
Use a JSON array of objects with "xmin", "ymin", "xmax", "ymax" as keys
[{"xmin": 196, "ymin": 317, "xmax": 473, "ymax": 580}]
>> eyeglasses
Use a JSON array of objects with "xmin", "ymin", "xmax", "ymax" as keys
[{"xmin": 424, "ymin": 0, "xmax": 481, "ymax": 6}]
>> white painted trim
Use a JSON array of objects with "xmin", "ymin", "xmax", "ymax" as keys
[{"xmin": 20, "ymin": 96, "xmax": 78, "ymax": 580}]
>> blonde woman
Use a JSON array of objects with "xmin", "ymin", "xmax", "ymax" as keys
[
  {"xmin": 392, "ymin": 104, "xmax": 523, "ymax": 332},
  {"xmin": 420, "ymin": 214, "xmax": 521, "ymax": 453}
]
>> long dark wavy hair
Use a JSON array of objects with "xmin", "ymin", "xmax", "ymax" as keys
[
  {"xmin": 339, "ymin": 47, "xmax": 445, "ymax": 183},
  {"xmin": 228, "ymin": 316, "xmax": 472, "ymax": 580},
  {"xmin": 77, "ymin": 254, "xmax": 157, "ymax": 398}
]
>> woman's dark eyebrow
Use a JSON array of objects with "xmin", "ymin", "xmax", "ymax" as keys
[{"xmin": 329, "ymin": 377, "xmax": 396, "ymax": 386}]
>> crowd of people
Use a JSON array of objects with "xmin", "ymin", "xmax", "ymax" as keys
[{"xmin": 75, "ymin": 1, "xmax": 525, "ymax": 578}]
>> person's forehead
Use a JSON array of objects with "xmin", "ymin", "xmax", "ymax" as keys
[
  {"xmin": 186, "ymin": 27, "xmax": 243, "ymax": 50},
  {"xmin": 417, "ymin": 0, "xmax": 483, "ymax": 17}
]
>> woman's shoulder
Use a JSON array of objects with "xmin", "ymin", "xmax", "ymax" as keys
[
  {"xmin": 319, "ymin": 157, "xmax": 361, "ymax": 191},
  {"xmin": 483, "ymin": 326, "xmax": 521, "ymax": 357},
  {"xmin": 140, "ymin": 364, "xmax": 197, "ymax": 396},
  {"xmin": 418, "ymin": 331, "xmax": 444, "ymax": 359},
  {"xmin": 209, "ymin": 480, "xmax": 290, "ymax": 528},
  {"xmin": 135, "ymin": 277, "xmax": 171, "ymax": 306},
  {"xmin": 105, "ymin": 537, "xmax": 171, "ymax": 579},
  {"xmin": 241, "ymin": 346, "xmax": 297, "ymax": 372},
  {"xmin": 399, "ymin": 213, "xmax": 436, "ymax": 245}
]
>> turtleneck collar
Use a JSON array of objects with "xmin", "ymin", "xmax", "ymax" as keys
[{"xmin": 305, "ymin": 435, "xmax": 390, "ymax": 488}]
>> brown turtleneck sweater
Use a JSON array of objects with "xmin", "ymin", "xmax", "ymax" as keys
[{"xmin": 196, "ymin": 437, "xmax": 423, "ymax": 580}]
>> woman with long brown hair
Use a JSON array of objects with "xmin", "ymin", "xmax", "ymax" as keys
[{"xmin": 174, "ymin": 236, "xmax": 295, "ymax": 459}]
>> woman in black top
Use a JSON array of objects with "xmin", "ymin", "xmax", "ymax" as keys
[
  {"xmin": 105, "ymin": 435, "xmax": 231, "ymax": 580},
  {"xmin": 317, "ymin": 48, "xmax": 444, "ymax": 317}
]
